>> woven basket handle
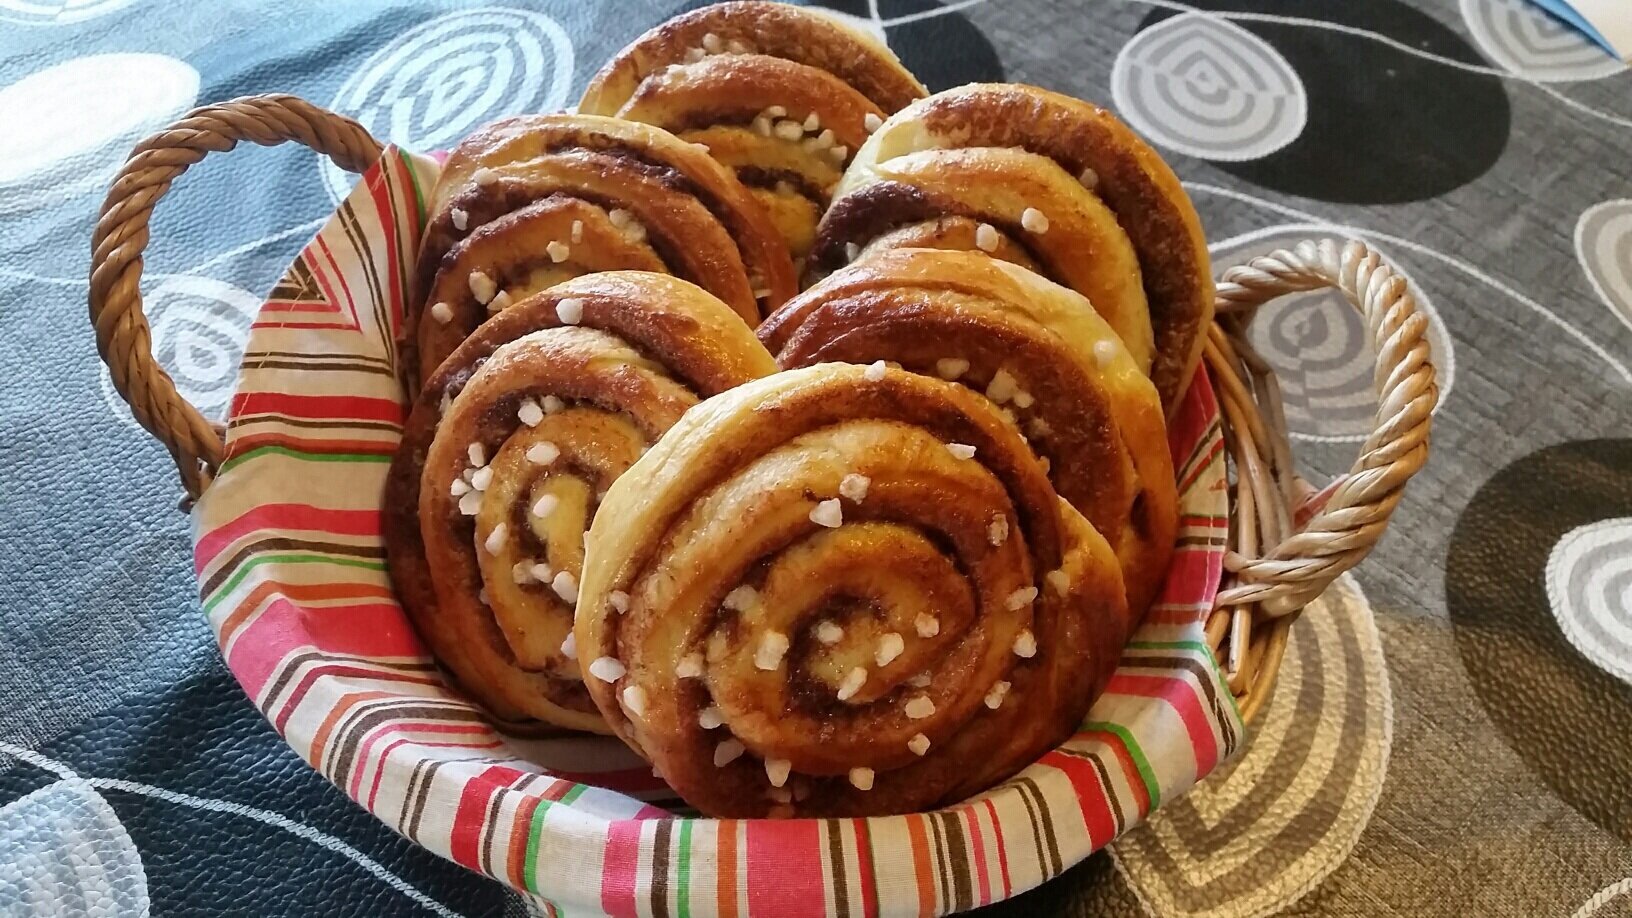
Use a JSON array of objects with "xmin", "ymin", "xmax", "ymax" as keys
[
  {"xmin": 88, "ymin": 94, "xmax": 383, "ymax": 501},
  {"xmin": 1211, "ymin": 238, "xmax": 1438, "ymax": 617}
]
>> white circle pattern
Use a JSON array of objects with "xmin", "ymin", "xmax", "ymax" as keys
[
  {"xmin": 0, "ymin": 0, "xmax": 138, "ymax": 25},
  {"xmin": 1461, "ymin": 0, "xmax": 1627, "ymax": 82},
  {"xmin": 1576, "ymin": 199, "xmax": 1632, "ymax": 335},
  {"xmin": 1111, "ymin": 12, "xmax": 1307, "ymax": 162},
  {"xmin": 322, "ymin": 6, "xmax": 574, "ymax": 201},
  {"xmin": 1546, "ymin": 518, "xmax": 1632, "ymax": 688}
]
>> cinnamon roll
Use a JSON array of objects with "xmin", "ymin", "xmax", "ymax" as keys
[
  {"xmin": 579, "ymin": 1, "xmax": 927, "ymax": 263},
  {"xmin": 411, "ymin": 114, "xmax": 796, "ymax": 387},
  {"xmin": 813, "ymin": 83, "xmax": 1213, "ymax": 410},
  {"xmin": 760, "ymin": 247, "xmax": 1176, "ymax": 618},
  {"xmin": 576, "ymin": 363, "xmax": 1129, "ymax": 816},
  {"xmin": 384, "ymin": 272, "xmax": 778, "ymax": 731}
]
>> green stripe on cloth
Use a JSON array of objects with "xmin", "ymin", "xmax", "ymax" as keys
[
  {"xmin": 219, "ymin": 446, "xmax": 393, "ymax": 474},
  {"xmin": 200, "ymin": 554, "xmax": 387, "ymax": 613},
  {"xmin": 676, "ymin": 819, "xmax": 692, "ymax": 918},
  {"xmin": 1082, "ymin": 721, "xmax": 1162, "ymax": 809},
  {"xmin": 524, "ymin": 784, "xmax": 591, "ymax": 893}
]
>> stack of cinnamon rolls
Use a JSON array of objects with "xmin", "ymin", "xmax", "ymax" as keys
[{"xmin": 385, "ymin": 0, "xmax": 1213, "ymax": 818}]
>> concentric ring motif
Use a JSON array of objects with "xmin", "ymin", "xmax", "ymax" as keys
[
  {"xmin": 1461, "ymin": 0, "xmax": 1627, "ymax": 82},
  {"xmin": 322, "ymin": 6, "xmax": 574, "ymax": 201},
  {"xmin": 1577, "ymin": 199, "xmax": 1632, "ymax": 335},
  {"xmin": 1220, "ymin": 233, "xmax": 1453, "ymax": 443},
  {"xmin": 98, "ymin": 275, "xmax": 259, "ymax": 429},
  {"xmin": 1546, "ymin": 519, "xmax": 1632, "ymax": 687},
  {"xmin": 1111, "ymin": 575, "xmax": 1392, "ymax": 918},
  {"xmin": 1111, "ymin": 12, "xmax": 1307, "ymax": 162}
]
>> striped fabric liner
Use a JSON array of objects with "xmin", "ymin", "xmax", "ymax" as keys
[{"xmin": 192, "ymin": 148, "xmax": 1243, "ymax": 918}]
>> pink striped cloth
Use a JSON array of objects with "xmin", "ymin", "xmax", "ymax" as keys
[{"xmin": 192, "ymin": 147, "xmax": 1242, "ymax": 917}]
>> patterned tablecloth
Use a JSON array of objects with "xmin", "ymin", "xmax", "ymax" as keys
[{"xmin": 1, "ymin": 1, "xmax": 1629, "ymax": 915}]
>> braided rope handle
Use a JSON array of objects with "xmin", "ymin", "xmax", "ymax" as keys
[
  {"xmin": 1204, "ymin": 238, "xmax": 1438, "ymax": 720},
  {"xmin": 88, "ymin": 94, "xmax": 383, "ymax": 500}
]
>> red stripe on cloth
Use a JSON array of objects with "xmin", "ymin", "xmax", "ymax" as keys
[
  {"xmin": 981, "ymin": 798, "xmax": 1012, "ymax": 900},
  {"xmin": 250, "ymin": 319, "xmax": 361, "ymax": 330},
  {"xmin": 850, "ymin": 819, "xmax": 877, "ymax": 918},
  {"xmin": 449, "ymin": 765, "xmax": 528, "ymax": 870},
  {"xmin": 1166, "ymin": 365, "xmax": 1217, "ymax": 467},
  {"xmin": 230, "ymin": 392, "xmax": 403, "ymax": 424},
  {"xmin": 353, "ymin": 721, "xmax": 502, "ymax": 801},
  {"xmin": 745, "ymin": 820, "xmax": 826, "ymax": 917},
  {"xmin": 195, "ymin": 504, "xmax": 382, "ymax": 573},
  {"xmin": 315, "ymin": 235, "xmax": 363, "ymax": 330},
  {"xmin": 1037, "ymin": 749, "xmax": 1116, "ymax": 849},
  {"xmin": 600, "ymin": 819, "xmax": 644, "ymax": 918},
  {"xmin": 1151, "ymin": 548, "xmax": 1222, "ymax": 620},
  {"xmin": 366, "ymin": 158, "xmax": 407, "ymax": 332},
  {"xmin": 1104, "ymin": 673, "xmax": 1221, "ymax": 775},
  {"xmin": 228, "ymin": 597, "xmax": 425, "ymax": 700},
  {"xmin": 365, "ymin": 734, "xmax": 507, "ymax": 812},
  {"xmin": 960, "ymin": 805, "xmax": 992, "ymax": 907}
]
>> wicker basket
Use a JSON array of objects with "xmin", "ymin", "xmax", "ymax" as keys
[{"xmin": 87, "ymin": 95, "xmax": 1437, "ymax": 905}]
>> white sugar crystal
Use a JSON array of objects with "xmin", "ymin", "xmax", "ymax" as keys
[
  {"xmin": 517, "ymin": 398, "xmax": 544, "ymax": 427},
  {"xmin": 676, "ymin": 652, "xmax": 705, "ymax": 679},
  {"xmin": 609, "ymin": 590, "xmax": 631, "ymax": 614},
  {"xmin": 588, "ymin": 656, "xmax": 626, "ymax": 683},
  {"xmin": 478, "ymin": 587, "xmax": 490, "ymax": 606},
  {"xmin": 1006, "ymin": 587, "xmax": 1038, "ymax": 611},
  {"xmin": 684, "ymin": 46, "xmax": 706, "ymax": 63},
  {"xmin": 975, "ymin": 223, "xmax": 999, "ymax": 252},
  {"xmin": 803, "ymin": 112, "xmax": 820, "ymax": 132},
  {"xmin": 458, "ymin": 491, "xmax": 483, "ymax": 516},
  {"xmin": 807, "ymin": 128, "xmax": 835, "ymax": 151},
  {"xmin": 484, "ymin": 522, "xmax": 509, "ymax": 554},
  {"xmin": 546, "ymin": 241, "xmax": 570, "ymax": 264},
  {"xmin": 1020, "ymin": 207, "xmax": 1050, "ymax": 234},
  {"xmin": 531, "ymin": 494, "xmax": 559, "ymax": 519},
  {"xmin": 470, "ymin": 466, "xmax": 494, "ymax": 491},
  {"xmin": 1079, "ymin": 166, "xmax": 1099, "ymax": 190},
  {"xmin": 1012, "ymin": 389, "xmax": 1035, "ymax": 409},
  {"xmin": 984, "ymin": 681, "xmax": 1010, "ymax": 709},
  {"xmin": 908, "ymin": 672, "xmax": 932, "ymax": 688},
  {"xmin": 698, "ymin": 705, "xmax": 725, "ymax": 729},
  {"xmin": 915, "ymin": 613, "xmax": 940, "ymax": 638},
  {"xmin": 512, "ymin": 560, "xmax": 536, "ymax": 584},
  {"xmin": 542, "ymin": 395, "xmax": 565, "ymax": 414},
  {"xmin": 816, "ymin": 620, "xmax": 844, "ymax": 645},
  {"xmin": 608, "ymin": 208, "xmax": 632, "ymax": 228},
  {"xmin": 755, "ymin": 631, "xmax": 790, "ymax": 670},
  {"xmin": 809, "ymin": 498, "xmax": 843, "ymax": 528},
  {"xmin": 468, "ymin": 442, "xmax": 487, "ymax": 467},
  {"xmin": 752, "ymin": 116, "xmax": 772, "ymax": 137},
  {"xmin": 849, "ymin": 767, "xmax": 875, "ymax": 790},
  {"xmin": 430, "ymin": 301, "xmax": 454, "ymax": 324},
  {"xmin": 714, "ymin": 739, "xmax": 746, "ymax": 766},
  {"xmin": 472, "ymin": 167, "xmax": 499, "ymax": 186},
  {"xmin": 765, "ymin": 758, "xmax": 792, "ymax": 787},
  {"xmin": 451, "ymin": 208, "xmax": 469, "ymax": 231},
  {"xmin": 908, "ymin": 733, "xmax": 931, "ymax": 756},
  {"xmin": 559, "ymin": 630, "xmax": 577, "ymax": 659},
  {"xmin": 864, "ymin": 360, "xmax": 886, "ymax": 381},
  {"xmin": 552, "ymin": 570, "xmax": 579, "ymax": 603},
  {"xmin": 487, "ymin": 290, "xmax": 513, "ymax": 314},
  {"xmin": 875, "ymin": 632, "xmax": 904, "ymax": 667},
  {"xmin": 526, "ymin": 442, "xmax": 560, "ymax": 465},
  {"xmin": 702, "ymin": 31, "xmax": 723, "ymax": 53},
  {"xmin": 1012, "ymin": 628, "xmax": 1037, "ymax": 658},
  {"xmin": 570, "ymin": 219, "xmax": 584, "ymax": 243},
  {"xmin": 1093, "ymin": 339, "xmax": 1118, "ymax": 368},
  {"xmin": 468, "ymin": 270, "xmax": 497, "ymax": 304},
  {"xmin": 946, "ymin": 443, "xmax": 977, "ymax": 460},
  {"xmin": 621, "ymin": 685, "xmax": 648, "ymax": 717},
  {"xmin": 829, "ymin": 145, "xmax": 848, "ymax": 163},
  {"xmin": 864, "ymin": 112, "xmax": 883, "ymax": 133},
  {"xmin": 722, "ymin": 585, "xmax": 759, "ymax": 612},
  {"xmin": 530, "ymin": 561, "xmax": 554, "ymax": 582},
  {"xmin": 844, "ymin": 241, "xmax": 861, "ymax": 262},
  {"xmin": 837, "ymin": 666, "xmax": 867, "ymax": 701},
  {"xmin": 988, "ymin": 515, "xmax": 1010, "ymax": 547},
  {"xmin": 1046, "ymin": 569, "xmax": 1071, "ymax": 595},
  {"xmin": 986, "ymin": 369, "xmax": 1018, "ymax": 403},
  {"xmin": 839, "ymin": 473, "xmax": 871, "ymax": 502},
  {"xmin": 774, "ymin": 119, "xmax": 803, "ymax": 141},
  {"xmin": 904, "ymin": 696, "xmax": 935, "ymax": 720},
  {"xmin": 556, "ymin": 297, "xmax": 584, "ymax": 325},
  {"xmin": 727, "ymin": 38, "xmax": 750, "ymax": 53},
  {"xmin": 766, "ymin": 105, "xmax": 787, "ymax": 118},
  {"xmin": 935, "ymin": 358, "xmax": 969, "ymax": 380},
  {"xmin": 450, "ymin": 478, "xmax": 470, "ymax": 498}
]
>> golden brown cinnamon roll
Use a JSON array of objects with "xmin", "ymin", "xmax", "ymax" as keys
[
  {"xmin": 384, "ymin": 272, "xmax": 777, "ymax": 731},
  {"xmin": 813, "ymin": 83, "xmax": 1214, "ymax": 410},
  {"xmin": 576, "ymin": 364, "xmax": 1129, "ymax": 816},
  {"xmin": 411, "ymin": 114, "xmax": 796, "ymax": 387},
  {"xmin": 579, "ymin": 1, "xmax": 927, "ymax": 263},
  {"xmin": 760, "ymin": 247, "xmax": 1177, "ymax": 618}
]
